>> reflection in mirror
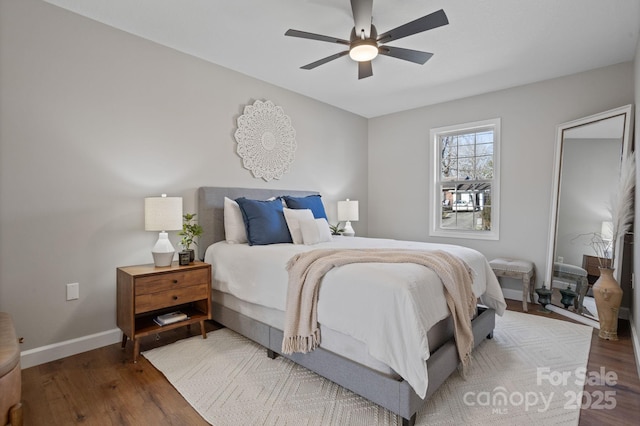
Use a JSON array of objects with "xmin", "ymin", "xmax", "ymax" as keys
[{"xmin": 545, "ymin": 105, "xmax": 633, "ymax": 327}]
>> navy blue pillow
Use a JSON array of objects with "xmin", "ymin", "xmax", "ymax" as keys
[
  {"xmin": 235, "ymin": 197, "xmax": 292, "ymax": 245},
  {"xmin": 282, "ymin": 195, "xmax": 327, "ymax": 219}
]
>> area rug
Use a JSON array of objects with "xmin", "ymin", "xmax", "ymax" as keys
[{"xmin": 143, "ymin": 311, "xmax": 592, "ymax": 425}]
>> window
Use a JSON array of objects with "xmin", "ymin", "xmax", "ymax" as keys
[{"xmin": 429, "ymin": 118, "xmax": 500, "ymax": 240}]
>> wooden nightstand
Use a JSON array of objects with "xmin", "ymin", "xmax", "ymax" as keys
[
  {"xmin": 116, "ymin": 261, "xmax": 212, "ymax": 362},
  {"xmin": 582, "ymin": 255, "xmax": 612, "ymax": 284}
]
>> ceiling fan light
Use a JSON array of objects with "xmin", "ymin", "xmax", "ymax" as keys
[{"xmin": 349, "ymin": 39, "xmax": 378, "ymax": 62}]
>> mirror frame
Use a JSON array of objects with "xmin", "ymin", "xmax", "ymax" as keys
[{"xmin": 546, "ymin": 104, "xmax": 634, "ymax": 289}]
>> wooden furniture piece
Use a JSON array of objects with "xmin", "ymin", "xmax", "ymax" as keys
[
  {"xmin": 489, "ymin": 258, "xmax": 535, "ymax": 312},
  {"xmin": 117, "ymin": 261, "xmax": 212, "ymax": 362},
  {"xmin": 197, "ymin": 186, "xmax": 498, "ymax": 426},
  {"xmin": 582, "ymin": 255, "xmax": 612, "ymax": 284},
  {"xmin": 0, "ymin": 312, "xmax": 22, "ymax": 426}
]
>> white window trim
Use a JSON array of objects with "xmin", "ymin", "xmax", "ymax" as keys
[{"xmin": 429, "ymin": 118, "xmax": 501, "ymax": 240}]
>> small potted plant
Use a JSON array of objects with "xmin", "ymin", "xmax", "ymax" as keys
[
  {"xmin": 178, "ymin": 213, "xmax": 203, "ymax": 263},
  {"xmin": 329, "ymin": 223, "xmax": 344, "ymax": 236}
]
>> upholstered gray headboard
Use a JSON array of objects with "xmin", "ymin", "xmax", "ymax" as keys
[{"xmin": 197, "ymin": 187, "xmax": 319, "ymax": 260}]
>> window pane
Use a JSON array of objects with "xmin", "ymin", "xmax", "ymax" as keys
[
  {"xmin": 458, "ymin": 134, "xmax": 475, "ymax": 146},
  {"xmin": 438, "ymin": 183, "xmax": 492, "ymax": 231},
  {"xmin": 440, "ymin": 136, "xmax": 455, "ymax": 179},
  {"xmin": 476, "ymin": 131, "xmax": 494, "ymax": 143},
  {"xmin": 475, "ymin": 155, "xmax": 493, "ymax": 178},
  {"xmin": 476, "ymin": 142, "xmax": 493, "ymax": 156},
  {"xmin": 457, "ymin": 158, "xmax": 475, "ymax": 179},
  {"xmin": 457, "ymin": 144, "xmax": 475, "ymax": 158}
]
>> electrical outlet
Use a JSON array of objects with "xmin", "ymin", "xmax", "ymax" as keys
[{"xmin": 66, "ymin": 283, "xmax": 79, "ymax": 301}]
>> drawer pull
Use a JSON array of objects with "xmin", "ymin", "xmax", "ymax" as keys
[
  {"xmin": 173, "ymin": 279, "xmax": 178, "ymax": 284},
  {"xmin": 173, "ymin": 296, "xmax": 178, "ymax": 301}
]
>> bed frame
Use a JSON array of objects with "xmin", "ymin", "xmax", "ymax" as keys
[{"xmin": 197, "ymin": 186, "xmax": 496, "ymax": 426}]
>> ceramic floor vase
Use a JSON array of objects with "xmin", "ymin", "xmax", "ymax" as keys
[{"xmin": 593, "ymin": 267, "xmax": 622, "ymax": 340}]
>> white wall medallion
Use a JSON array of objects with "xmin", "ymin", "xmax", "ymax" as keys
[{"xmin": 234, "ymin": 100, "xmax": 297, "ymax": 181}]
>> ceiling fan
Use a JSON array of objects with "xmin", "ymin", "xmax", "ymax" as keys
[{"xmin": 285, "ymin": 0, "xmax": 449, "ymax": 80}]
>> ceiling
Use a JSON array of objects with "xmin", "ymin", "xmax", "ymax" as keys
[{"xmin": 43, "ymin": 0, "xmax": 640, "ymax": 118}]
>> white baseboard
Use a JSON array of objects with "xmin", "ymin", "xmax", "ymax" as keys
[
  {"xmin": 502, "ymin": 288, "xmax": 524, "ymax": 302},
  {"xmin": 20, "ymin": 328, "xmax": 121, "ymax": 369}
]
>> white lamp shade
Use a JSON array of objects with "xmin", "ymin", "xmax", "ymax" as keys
[
  {"xmin": 337, "ymin": 199, "xmax": 359, "ymax": 221},
  {"xmin": 145, "ymin": 195, "xmax": 183, "ymax": 231}
]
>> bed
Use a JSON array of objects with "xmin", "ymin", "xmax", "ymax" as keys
[{"xmin": 197, "ymin": 186, "xmax": 506, "ymax": 425}]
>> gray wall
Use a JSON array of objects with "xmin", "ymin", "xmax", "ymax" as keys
[
  {"xmin": 368, "ymin": 62, "xmax": 634, "ymax": 293},
  {"xmin": 0, "ymin": 0, "xmax": 368, "ymax": 352}
]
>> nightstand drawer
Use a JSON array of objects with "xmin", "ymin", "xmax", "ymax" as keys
[
  {"xmin": 135, "ymin": 268, "xmax": 210, "ymax": 295},
  {"xmin": 135, "ymin": 282, "xmax": 209, "ymax": 313}
]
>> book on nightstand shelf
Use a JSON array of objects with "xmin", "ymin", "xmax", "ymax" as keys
[{"xmin": 154, "ymin": 311, "xmax": 188, "ymax": 326}]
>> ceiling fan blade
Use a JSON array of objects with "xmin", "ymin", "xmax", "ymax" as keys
[
  {"xmin": 285, "ymin": 29, "xmax": 350, "ymax": 45},
  {"xmin": 378, "ymin": 46, "xmax": 433, "ymax": 64},
  {"xmin": 377, "ymin": 9, "xmax": 448, "ymax": 44},
  {"xmin": 351, "ymin": 0, "xmax": 373, "ymax": 38},
  {"xmin": 301, "ymin": 51, "xmax": 350, "ymax": 70},
  {"xmin": 358, "ymin": 61, "xmax": 373, "ymax": 79}
]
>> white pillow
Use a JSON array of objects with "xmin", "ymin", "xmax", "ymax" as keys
[
  {"xmin": 300, "ymin": 218, "xmax": 332, "ymax": 245},
  {"xmin": 224, "ymin": 197, "xmax": 247, "ymax": 244},
  {"xmin": 283, "ymin": 208, "xmax": 314, "ymax": 244}
]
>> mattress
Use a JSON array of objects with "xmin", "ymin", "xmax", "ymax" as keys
[
  {"xmin": 211, "ymin": 288, "xmax": 455, "ymax": 379},
  {"xmin": 204, "ymin": 236, "xmax": 506, "ymax": 397}
]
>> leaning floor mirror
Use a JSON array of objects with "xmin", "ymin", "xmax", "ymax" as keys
[{"xmin": 545, "ymin": 104, "xmax": 634, "ymax": 327}]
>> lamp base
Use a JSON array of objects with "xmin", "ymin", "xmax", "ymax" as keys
[
  {"xmin": 152, "ymin": 251, "xmax": 174, "ymax": 267},
  {"xmin": 151, "ymin": 231, "xmax": 175, "ymax": 267},
  {"xmin": 342, "ymin": 221, "xmax": 355, "ymax": 237}
]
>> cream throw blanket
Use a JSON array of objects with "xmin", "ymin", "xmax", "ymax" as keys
[{"xmin": 282, "ymin": 249, "xmax": 477, "ymax": 373}]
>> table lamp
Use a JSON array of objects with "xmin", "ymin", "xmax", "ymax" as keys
[
  {"xmin": 145, "ymin": 194, "xmax": 183, "ymax": 267},
  {"xmin": 338, "ymin": 199, "xmax": 359, "ymax": 237}
]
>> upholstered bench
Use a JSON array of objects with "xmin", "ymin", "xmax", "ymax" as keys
[
  {"xmin": 0, "ymin": 312, "xmax": 22, "ymax": 426},
  {"xmin": 553, "ymin": 263, "xmax": 589, "ymax": 314},
  {"xmin": 489, "ymin": 258, "xmax": 536, "ymax": 312}
]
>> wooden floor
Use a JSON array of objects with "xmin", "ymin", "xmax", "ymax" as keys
[{"xmin": 21, "ymin": 300, "xmax": 640, "ymax": 425}]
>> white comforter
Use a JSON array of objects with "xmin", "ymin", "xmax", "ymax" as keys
[{"xmin": 205, "ymin": 236, "xmax": 506, "ymax": 398}]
